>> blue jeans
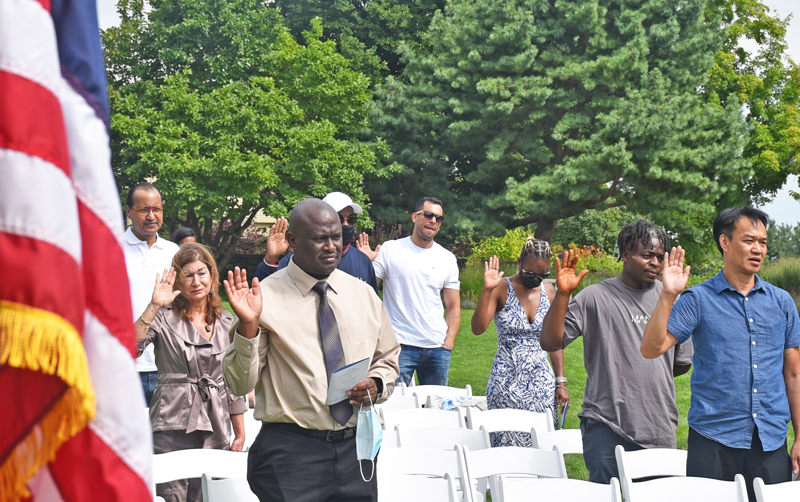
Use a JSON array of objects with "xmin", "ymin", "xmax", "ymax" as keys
[
  {"xmin": 397, "ymin": 345, "xmax": 451, "ymax": 386},
  {"xmin": 140, "ymin": 371, "xmax": 157, "ymax": 407}
]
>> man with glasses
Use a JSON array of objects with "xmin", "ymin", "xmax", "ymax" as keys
[
  {"xmin": 123, "ymin": 182, "xmax": 180, "ymax": 406},
  {"xmin": 254, "ymin": 192, "xmax": 378, "ymax": 295},
  {"xmin": 359, "ymin": 196, "xmax": 461, "ymax": 386},
  {"xmin": 540, "ymin": 220, "xmax": 693, "ymax": 484}
]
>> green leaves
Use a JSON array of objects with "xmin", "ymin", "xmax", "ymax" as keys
[{"xmin": 106, "ymin": 1, "xmax": 392, "ymax": 267}]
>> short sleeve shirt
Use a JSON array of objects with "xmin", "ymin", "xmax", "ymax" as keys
[
  {"xmin": 372, "ymin": 237, "xmax": 460, "ymax": 347},
  {"xmin": 563, "ymin": 277, "xmax": 693, "ymax": 448},
  {"xmin": 667, "ymin": 270, "xmax": 800, "ymax": 451}
]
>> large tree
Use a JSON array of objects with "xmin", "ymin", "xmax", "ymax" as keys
[
  {"xmin": 104, "ymin": 0, "xmax": 396, "ymax": 268},
  {"xmin": 704, "ymin": 0, "xmax": 799, "ymax": 206},
  {"xmin": 368, "ymin": 0, "xmax": 752, "ymax": 244}
]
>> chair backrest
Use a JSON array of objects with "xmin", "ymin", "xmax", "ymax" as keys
[
  {"xmin": 200, "ymin": 474, "xmax": 259, "ymax": 502},
  {"xmin": 396, "ymin": 426, "xmax": 491, "ymax": 451},
  {"xmin": 461, "ymin": 444, "xmax": 568, "ymax": 482},
  {"xmin": 412, "ymin": 385, "xmax": 473, "ymax": 406},
  {"xmin": 625, "ymin": 473, "xmax": 748, "ymax": 502},
  {"xmin": 531, "ymin": 428, "xmax": 583, "ymax": 454},
  {"xmin": 466, "ymin": 408, "xmax": 552, "ymax": 433},
  {"xmin": 614, "ymin": 445, "xmax": 687, "ymax": 502},
  {"xmin": 497, "ymin": 476, "xmax": 622, "ymax": 502},
  {"xmin": 152, "ymin": 449, "xmax": 249, "ymax": 484},
  {"xmin": 378, "ymin": 446, "xmax": 470, "ymax": 496},
  {"xmin": 381, "ymin": 427, "xmax": 400, "ymax": 449},
  {"xmin": 395, "ymin": 381, "xmax": 408, "ymax": 395},
  {"xmin": 753, "ymin": 477, "xmax": 800, "ymax": 502},
  {"xmin": 375, "ymin": 394, "xmax": 420, "ymax": 414},
  {"xmin": 378, "ymin": 472, "xmax": 459, "ymax": 502},
  {"xmin": 380, "ymin": 407, "xmax": 465, "ymax": 431}
]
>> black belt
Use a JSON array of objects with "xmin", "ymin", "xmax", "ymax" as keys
[{"xmin": 270, "ymin": 422, "xmax": 356, "ymax": 442}]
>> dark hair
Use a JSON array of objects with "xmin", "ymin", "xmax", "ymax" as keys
[
  {"xmin": 519, "ymin": 236, "xmax": 551, "ymax": 263},
  {"xmin": 170, "ymin": 227, "xmax": 196, "ymax": 245},
  {"xmin": 414, "ymin": 196, "xmax": 444, "ymax": 213},
  {"xmin": 712, "ymin": 206, "xmax": 769, "ymax": 256},
  {"xmin": 171, "ymin": 243, "xmax": 223, "ymax": 325},
  {"xmin": 616, "ymin": 220, "xmax": 670, "ymax": 261},
  {"xmin": 126, "ymin": 182, "xmax": 162, "ymax": 208}
]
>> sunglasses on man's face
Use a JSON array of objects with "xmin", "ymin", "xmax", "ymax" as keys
[
  {"xmin": 339, "ymin": 214, "xmax": 358, "ymax": 226},
  {"xmin": 416, "ymin": 210, "xmax": 445, "ymax": 224}
]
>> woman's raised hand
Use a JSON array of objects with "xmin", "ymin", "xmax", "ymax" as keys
[
  {"xmin": 555, "ymin": 250, "xmax": 589, "ymax": 295},
  {"xmin": 151, "ymin": 268, "xmax": 181, "ymax": 308},
  {"xmin": 483, "ymin": 255, "xmax": 505, "ymax": 290},
  {"xmin": 223, "ymin": 267, "xmax": 262, "ymax": 325}
]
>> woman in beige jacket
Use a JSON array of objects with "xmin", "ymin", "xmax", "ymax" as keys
[{"xmin": 136, "ymin": 243, "xmax": 246, "ymax": 502}]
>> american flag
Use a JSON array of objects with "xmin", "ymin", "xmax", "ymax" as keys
[{"xmin": 0, "ymin": 0, "xmax": 152, "ymax": 500}]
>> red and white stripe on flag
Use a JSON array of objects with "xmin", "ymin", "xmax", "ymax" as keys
[{"xmin": 0, "ymin": 0, "xmax": 152, "ymax": 500}]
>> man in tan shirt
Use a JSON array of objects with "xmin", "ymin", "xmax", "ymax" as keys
[{"xmin": 223, "ymin": 198, "xmax": 400, "ymax": 502}]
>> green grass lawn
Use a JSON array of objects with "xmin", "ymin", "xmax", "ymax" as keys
[{"xmin": 222, "ymin": 300, "xmax": 796, "ymax": 480}]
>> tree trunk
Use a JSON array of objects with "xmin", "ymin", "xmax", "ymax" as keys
[{"xmin": 534, "ymin": 215, "xmax": 556, "ymax": 243}]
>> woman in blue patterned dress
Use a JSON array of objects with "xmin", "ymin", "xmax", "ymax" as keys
[{"xmin": 471, "ymin": 237, "xmax": 570, "ymax": 447}]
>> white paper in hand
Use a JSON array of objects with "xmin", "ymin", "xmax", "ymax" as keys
[{"xmin": 325, "ymin": 357, "xmax": 370, "ymax": 405}]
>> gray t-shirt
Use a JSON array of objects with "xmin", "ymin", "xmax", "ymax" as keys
[{"xmin": 563, "ymin": 277, "xmax": 693, "ymax": 448}]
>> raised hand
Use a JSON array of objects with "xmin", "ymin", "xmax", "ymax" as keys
[
  {"xmin": 151, "ymin": 268, "xmax": 181, "ymax": 308},
  {"xmin": 264, "ymin": 217, "xmax": 289, "ymax": 263},
  {"xmin": 661, "ymin": 246, "xmax": 690, "ymax": 296},
  {"xmin": 555, "ymin": 250, "xmax": 589, "ymax": 295},
  {"xmin": 483, "ymin": 255, "xmax": 505, "ymax": 290},
  {"xmin": 223, "ymin": 267, "xmax": 262, "ymax": 325},
  {"xmin": 356, "ymin": 232, "xmax": 380, "ymax": 261}
]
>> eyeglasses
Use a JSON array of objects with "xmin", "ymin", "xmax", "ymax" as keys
[
  {"xmin": 520, "ymin": 268, "xmax": 550, "ymax": 280},
  {"xmin": 339, "ymin": 214, "xmax": 358, "ymax": 226},
  {"xmin": 415, "ymin": 210, "xmax": 445, "ymax": 224},
  {"xmin": 131, "ymin": 207, "xmax": 163, "ymax": 216}
]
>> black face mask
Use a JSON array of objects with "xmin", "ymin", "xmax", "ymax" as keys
[
  {"xmin": 520, "ymin": 274, "xmax": 543, "ymax": 289},
  {"xmin": 341, "ymin": 225, "xmax": 355, "ymax": 246}
]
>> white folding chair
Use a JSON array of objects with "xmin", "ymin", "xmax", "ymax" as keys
[
  {"xmin": 497, "ymin": 476, "xmax": 622, "ymax": 502},
  {"xmin": 465, "ymin": 408, "xmax": 553, "ymax": 434},
  {"xmin": 623, "ymin": 473, "xmax": 748, "ymax": 502},
  {"xmin": 380, "ymin": 407, "xmax": 465, "ymax": 431},
  {"xmin": 378, "ymin": 447, "xmax": 472, "ymax": 502},
  {"xmin": 460, "ymin": 444, "xmax": 568, "ymax": 499},
  {"xmin": 396, "ymin": 426, "xmax": 491, "ymax": 451},
  {"xmin": 395, "ymin": 381, "xmax": 408, "ymax": 395},
  {"xmin": 155, "ymin": 497, "xmax": 166, "ymax": 502},
  {"xmin": 614, "ymin": 445, "xmax": 686, "ymax": 502},
  {"xmin": 374, "ymin": 394, "xmax": 420, "ymax": 414},
  {"xmin": 531, "ymin": 428, "xmax": 583, "ymax": 454},
  {"xmin": 378, "ymin": 473, "xmax": 459, "ymax": 502},
  {"xmin": 412, "ymin": 385, "xmax": 473, "ymax": 407},
  {"xmin": 152, "ymin": 449, "xmax": 249, "ymax": 484},
  {"xmin": 753, "ymin": 476, "xmax": 800, "ymax": 502},
  {"xmin": 381, "ymin": 427, "xmax": 400, "ymax": 449},
  {"xmin": 200, "ymin": 474, "xmax": 259, "ymax": 502}
]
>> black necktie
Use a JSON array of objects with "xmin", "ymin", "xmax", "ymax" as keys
[{"xmin": 312, "ymin": 281, "xmax": 353, "ymax": 426}]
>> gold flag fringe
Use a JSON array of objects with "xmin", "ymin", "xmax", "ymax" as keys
[{"xmin": 0, "ymin": 301, "xmax": 96, "ymax": 502}]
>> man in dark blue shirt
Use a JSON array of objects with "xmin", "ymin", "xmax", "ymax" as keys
[
  {"xmin": 642, "ymin": 207, "xmax": 800, "ymax": 501},
  {"xmin": 254, "ymin": 192, "xmax": 379, "ymax": 295}
]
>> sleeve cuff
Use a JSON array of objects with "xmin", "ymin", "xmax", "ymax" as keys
[{"xmin": 263, "ymin": 259, "xmax": 279, "ymax": 267}]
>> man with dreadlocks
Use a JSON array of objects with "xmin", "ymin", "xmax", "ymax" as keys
[{"xmin": 541, "ymin": 220, "xmax": 694, "ymax": 484}]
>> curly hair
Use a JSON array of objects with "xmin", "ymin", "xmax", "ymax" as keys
[{"xmin": 616, "ymin": 220, "xmax": 669, "ymax": 261}]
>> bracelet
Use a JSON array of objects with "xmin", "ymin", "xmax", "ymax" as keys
[
  {"xmin": 557, "ymin": 385, "xmax": 567, "ymax": 390},
  {"xmin": 555, "ymin": 376, "xmax": 567, "ymax": 384},
  {"xmin": 139, "ymin": 316, "xmax": 152, "ymax": 327}
]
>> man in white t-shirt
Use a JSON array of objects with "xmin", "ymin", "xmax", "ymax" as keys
[
  {"xmin": 360, "ymin": 197, "xmax": 461, "ymax": 385},
  {"xmin": 123, "ymin": 182, "xmax": 180, "ymax": 406}
]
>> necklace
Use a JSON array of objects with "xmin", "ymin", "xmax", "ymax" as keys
[{"xmin": 205, "ymin": 324, "xmax": 211, "ymax": 332}]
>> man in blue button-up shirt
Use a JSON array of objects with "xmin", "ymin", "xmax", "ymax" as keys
[{"xmin": 642, "ymin": 206, "xmax": 800, "ymax": 500}]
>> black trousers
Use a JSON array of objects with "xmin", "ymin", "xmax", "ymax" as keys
[
  {"xmin": 580, "ymin": 417, "xmax": 644, "ymax": 484},
  {"xmin": 687, "ymin": 427, "xmax": 791, "ymax": 502},
  {"xmin": 247, "ymin": 423, "xmax": 378, "ymax": 502}
]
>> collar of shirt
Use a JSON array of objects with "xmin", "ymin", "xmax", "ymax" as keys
[
  {"xmin": 710, "ymin": 269, "xmax": 764, "ymax": 295},
  {"xmin": 285, "ymin": 257, "xmax": 341, "ymax": 297},
  {"xmin": 125, "ymin": 226, "xmax": 170, "ymax": 250}
]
